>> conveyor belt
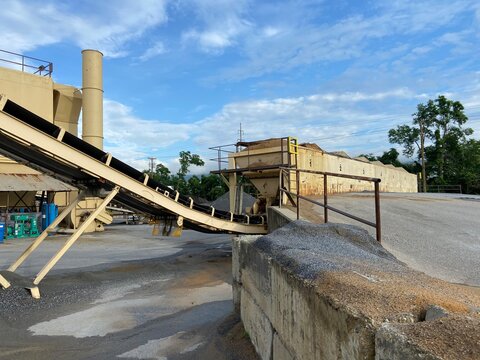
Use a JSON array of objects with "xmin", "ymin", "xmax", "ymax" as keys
[{"xmin": 0, "ymin": 97, "xmax": 267, "ymax": 234}]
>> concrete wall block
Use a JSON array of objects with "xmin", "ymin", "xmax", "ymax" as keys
[
  {"xmin": 312, "ymin": 292, "xmax": 375, "ymax": 359},
  {"xmin": 375, "ymin": 324, "xmax": 441, "ymax": 360},
  {"xmin": 233, "ymin": 235, "xmax": 262, "ymax": 283},
  {"xmin": 273, "ymin": 332, "xmax": 295, "ymax": 360},
  {"xmin": 270, "ymin": 264, "xmax": 317, "ymax": 359},
  {"xmin": 232, "ymin": 279, "xmax": 241, "ymax": 313},
  {"xmin": 271, "ymin": 263, "xmax": 375, "ymax": 360},
  {"xmin": 241, "ymin": 245, "xmax": 274, "ymax": 318},
  {"xmin": 241, "ymin": 287, "xmax": 273, "ymax": 360},
  {"xmin": 267, "ymin": 207, "xmax": 297, "ymax": 232},
  {"xmin": 232, "ymin": 236, "xmax": 242, "ymax": 283}
]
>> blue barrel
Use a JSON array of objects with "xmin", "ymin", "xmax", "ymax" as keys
[
  {"xmin": 48, "ymin": 203, "xmax": 57, "ymax": 225},
  {"xmin": 41, "ymin": 202, "xmax": 49, "ymax": 230},
  {"xmin": 0, "ymin": 223, "xmax": 4, "ymax": 243}
]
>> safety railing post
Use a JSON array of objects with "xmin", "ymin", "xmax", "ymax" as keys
[
  {"xmin": 324, "ymin": 174, "xmax": 328, "ymax": 223},
  {"xmin": 279, "ymin": 169, "xmax": 283, "ymax": 208},
  {"xmin": 374, "ymin": 181, "xmax": 381, "ymax": 243},
  {"xmin": 296, "ymin": 169, "xmax": 300, "ymax": 220}
]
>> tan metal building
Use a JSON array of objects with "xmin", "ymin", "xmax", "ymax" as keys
[{"xmin": 0, "ymin": 50, "xmax": 108, "ymax": 231}]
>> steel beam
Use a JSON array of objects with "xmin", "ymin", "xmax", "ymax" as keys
[
  {"xmin": 8, "ymin": 191, "xmax": 85, "ymax": 272},
  {"xmin": 33, "ymin": 186, "xmax": 119, "ymax": 285},
  {"xmin": 0, "ymin": 274, "xmax": 10, "ymax": 289}
]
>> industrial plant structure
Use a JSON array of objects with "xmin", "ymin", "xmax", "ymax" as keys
[
  {"xmin": 212, "ymin": 138, "xmax": 417, "ymax": 215},
  {"xmin": 0, "ymin": 49, "xmax": 417, "ymax": 296}
]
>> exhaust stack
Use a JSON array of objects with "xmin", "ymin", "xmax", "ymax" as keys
[{"xmin": 81, "ymin": 49, "xmax": 103, "ymax": 150}]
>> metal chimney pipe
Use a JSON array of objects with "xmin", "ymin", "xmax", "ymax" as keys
[{"xmin": 81, "ymin": 49, "xmax": 103, "ymax": 149}]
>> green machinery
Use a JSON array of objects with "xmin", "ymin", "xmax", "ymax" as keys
[{"xmin": 6, "ymin": 214, "xmax": 40, "ymax": 239}]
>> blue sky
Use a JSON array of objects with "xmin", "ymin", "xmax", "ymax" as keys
[{"xmin": 1, "ymin": 0, "xmax": 479, "ymax": 173}]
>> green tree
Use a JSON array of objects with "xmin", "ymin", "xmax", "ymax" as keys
[
  {"xmin": 144, "ymin": 151, "xmax": 228, "ymax": 200},
  {"xmin": 457, "ymin": 139, "xmax": 480, "ymax": 194},
  {"xmin": 177, "ymin": 151, "xmax": 205, "ymax": 178},
  {"xmin": 357, "ymin": 153, "xmax": 377, "ymax": 161},
  {"xmin": 429, "ymin": 95, "xmax": 471, "ymax": 182},
  {"xmin": 152, "ymin": 163, "xmax": 171, "ymax": 184},
  {"xmin": 199, "ymin": 174, "xmax": 228, "ymax": 201},
  {"xmin": 389, "ymin": 95, "xmax": 474, "ymax": 192},
  {"xmin": 389, "ymin": 101, "xmax": 434, "ymax": 192},
  {"xmin": 377, "ymin": 148, "xmax": 402, "ymax": 167}
]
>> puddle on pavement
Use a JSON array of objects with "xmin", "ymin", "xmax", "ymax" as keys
[
  {"xmin": 118, "ymin": 331, "xmax": 205, "ymax": 359},
  {"xmin": 28, "ymin": 281, "xmax": 232, "ymax": 338}
]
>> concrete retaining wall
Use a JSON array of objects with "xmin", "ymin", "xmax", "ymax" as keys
[
  {"xmin": 233, "ymin": 222, "xmax": 480, "ymax": 360},
  {"xmin": 233, "ymin": 232, "xmax": 375, "ymax": 359},
  {"xmin": 266, "ymin": 206, "xmax": 300, "ymax": 232}
]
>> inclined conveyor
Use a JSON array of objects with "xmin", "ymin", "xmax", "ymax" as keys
[{"xmin": 0, "ymin": 96, "xmax": 267, "ymax": 296}]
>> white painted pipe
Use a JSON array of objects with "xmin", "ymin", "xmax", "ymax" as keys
[{"xmin": 81, "ymin": 49, "xmax": 103, "ymax": 149}]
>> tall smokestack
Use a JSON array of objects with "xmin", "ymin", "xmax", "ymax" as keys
[{"xmin": 81, "ymin": 49, "xmax": 103, "ymax": 149}]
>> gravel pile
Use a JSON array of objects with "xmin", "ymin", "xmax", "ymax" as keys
[
  {"xmin": 253, "ymin": 220, "xmax": 402, "ymax": 280},
  {"xmin": 249, "ymin": 221, "xmax": 480, "ymax": 324}
]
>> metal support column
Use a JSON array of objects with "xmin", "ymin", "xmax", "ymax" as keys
[
  {"xmin": 323, "ymin": 175, "xmax": 328, "ymax": 223},
  {"xmin": 0, "ymin": 274, "xmax": 11, "ymax": 289},
  {"xmin": 32, "ymin": 186, "xmax": 119, "ymax": 286},
  {"xmin": 8, "ymin": 191, "xmax": 85, "ymax": 272},
  {"xmin": 296, "ymin": 170, "xmax": 300, "ymax": 220},
  {"xmin": 374, "ymin": 181, "xmax": 382, "ymax": 243}
]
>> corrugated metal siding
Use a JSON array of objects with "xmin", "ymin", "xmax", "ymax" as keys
[{"xmin": 0, "ymin": 174, "xmax": 75, "ymax": 191}]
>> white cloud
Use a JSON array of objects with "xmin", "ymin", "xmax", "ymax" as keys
[
  {"xmin": 137, "ymin": 41, "xmax": 167, "ymax": 61},
  {"xmin": 208, "ymin": 0, "xmax": 478, "ymax": 81},
  {"xmin": 100, "ymin": 87, "xmax": 428, "ymax": 171},
  {"xmin": 262, "ymin": 26, "xmax": 281, "ymax": 37},
  {"xmin": 181, "ymin": 0, "xmax": 251, "ymax": 53},
  {"xmin": 0, "ymin": 0, "xmax": 169, "ymax": 57},
  {"xmin": 308, "ymin": 88, "xmax": 427, "ymax": 103},
  {"xmin": 102, "ymin": 99, "xmax": 194, "ymax": 171}
]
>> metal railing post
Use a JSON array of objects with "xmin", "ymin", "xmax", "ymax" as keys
[
  {"xmin": 324, "ymin": 174, "xmax": 328, "ymax": 223},
  {"xmin": 374, "ymin": 181, "xmax": 381, "ymax": 243},
  {"xmin": 296, "ymin": 169, "xmax": 300, "ymax": 220},
  {"xmin": 279, "ymin": 169, "xmax": 283, "ymax": 208}
]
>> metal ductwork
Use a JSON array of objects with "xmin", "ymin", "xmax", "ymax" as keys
[{"xmin": 81, "ymin": 49, "xmax": 103, "ymax": 150}]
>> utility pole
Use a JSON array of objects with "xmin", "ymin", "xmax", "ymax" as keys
[
  {"xmin": 236, "ymin": 123, "xmax": 245, "ymax": 153},
  {"xmin": 237, "ymin": 123, "xmax": 244, "ymax": 143},
  {"xmin": 148, "ymin": 157, "xmax": 156, "ymax": 176}
]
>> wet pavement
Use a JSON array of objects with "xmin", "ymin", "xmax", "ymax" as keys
[{"xmin": 0, "ymin": 225, "xmax": 258, "ymax": 360}]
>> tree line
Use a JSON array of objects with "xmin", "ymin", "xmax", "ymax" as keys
[
  {"xmin": 362, "ymin": 95, "xmax": 479, "ymax": 194},
  {"xmin": 144, "ymin": 150, "xmax": 228, "ymax": 202}
]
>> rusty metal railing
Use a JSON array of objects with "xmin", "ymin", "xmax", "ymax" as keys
[{"xmin": 279, "ymin": 168, "xmax": 382, "ymax": 243}]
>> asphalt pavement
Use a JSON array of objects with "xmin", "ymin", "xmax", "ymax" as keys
[
  {"xmin": 308, "ymin": 192, "xmax": 480, "ymax": 286},
  {"xmin": 0, "ymin": 226, "xmax": 258, "ymax": 360}
]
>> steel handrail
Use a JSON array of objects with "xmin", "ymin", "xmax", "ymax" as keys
[
  {"xmin": 0, "ymin": 49, "xmax": 53, "ymax": 77},
  {"xmin": 279, "ymin": 167, "xmax": 382, "ymax": 242}
]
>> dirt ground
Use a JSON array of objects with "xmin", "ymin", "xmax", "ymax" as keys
[{"xmin": 0, "ymin": 226, "xmax": 259, "ymax": 360}]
